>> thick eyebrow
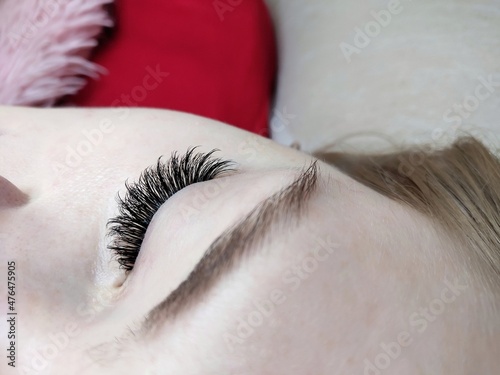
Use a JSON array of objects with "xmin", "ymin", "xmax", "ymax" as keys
[{"xmin": 140, "ymin": 160, "xmax": 319, "ymax": 336}]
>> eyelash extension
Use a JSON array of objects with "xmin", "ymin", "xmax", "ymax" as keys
[{"xmin": 107, "ymin": 148, "xmax": 236, "ymax": 272}]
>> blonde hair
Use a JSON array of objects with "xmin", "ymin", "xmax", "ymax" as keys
[{"xmin": 314, "ymin": 136, "xmax": 500, "ymax": 291}]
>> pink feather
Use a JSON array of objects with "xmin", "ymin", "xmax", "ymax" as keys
[{"xmin": 0, "ymin": 0, "xmax": 113, "ymax": 106}]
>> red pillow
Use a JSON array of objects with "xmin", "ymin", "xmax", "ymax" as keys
[{"xmin": 69, "ymin": 0, "xmax": 277, "ymax": 137}]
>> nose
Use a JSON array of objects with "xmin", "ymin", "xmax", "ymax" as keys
[{"xmin": 0, "ymin": 176, "xmax": 29, "ymax": 208}]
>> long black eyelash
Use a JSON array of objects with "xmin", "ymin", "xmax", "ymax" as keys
[{"xmin": 107, "ymin": 148, "xmax": 236, "ymax": 272}]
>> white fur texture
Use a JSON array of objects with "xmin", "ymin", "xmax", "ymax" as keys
[{"xmin": 0, "ymin": 0, "xmax": 113, "ymax": 106}]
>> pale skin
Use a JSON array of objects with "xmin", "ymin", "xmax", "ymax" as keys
[
  {"xmin": 2, "ymin": 0, "xmax": 500, "ymax": 373},
  {"xmin": 0, "ymin": 106, "xmax": 498, "ymax": 375}
]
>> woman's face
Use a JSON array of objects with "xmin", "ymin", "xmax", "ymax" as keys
[{"xmin": 1, "ymin": 107, "xmax": 474, "ymax": 374}]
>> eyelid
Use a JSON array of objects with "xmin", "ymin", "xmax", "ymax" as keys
[
  {"xmin": 140, "ymin": 161, "xmax": 320, "ymax": 331},
  {"xmin": 106, "ymin": 148, "xmax": 237, "ymax": 273}
]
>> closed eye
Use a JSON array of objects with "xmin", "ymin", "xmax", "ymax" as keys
[{"xmin": 106, "ymin": 147, "xmax": 237, "ymax": 272}]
